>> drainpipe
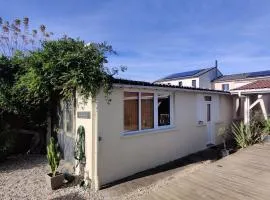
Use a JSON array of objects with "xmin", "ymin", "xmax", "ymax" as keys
[
  {"xmin": 93, "ymin": 98, "xmax": 100, "ymax": 190},
  {"xmin": 244, "ymin": 96, "xmax": 250, "ymax": 124}
]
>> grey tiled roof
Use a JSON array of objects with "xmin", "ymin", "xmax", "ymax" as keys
[{"xmin": 213, "ymin": 70, "xmax": 270, "ymax": 82}]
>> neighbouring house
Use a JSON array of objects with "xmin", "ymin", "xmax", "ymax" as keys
[
  {"xmin": 57, "ymin": 79, "xmax": 232, "ymax": 189},
  {"xmin": 156, "ymin": 67, "xmax": 270, "ymax": 123},
  {"xmin": 212, "ymin": 70, "xmax": 270, "ymax": 123},
  {"xmin": 154, "ymin": 65, "xmax": 222, "ymax": 89}
]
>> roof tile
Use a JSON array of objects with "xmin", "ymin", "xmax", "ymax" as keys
[{"xmin": 233, "ymin": 79, "xmax": 270, "ymax": 90}]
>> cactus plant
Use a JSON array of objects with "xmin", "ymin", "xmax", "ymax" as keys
[
  {"xmin": 47, "ymin": 137, "xmax": 61, "ymax": 177},
  {"xmin": 74, "ymin": 125, "xmax": 85, "ymax": 163}
]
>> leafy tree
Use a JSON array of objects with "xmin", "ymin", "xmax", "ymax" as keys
[{"xmin": 0, "ymin": 37, "xmax": 125, "ymax": 145}]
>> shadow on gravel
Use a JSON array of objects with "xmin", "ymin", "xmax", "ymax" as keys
[{"xmin": 0, "ymin": 154, "xmax": 46, "ymax": 173}]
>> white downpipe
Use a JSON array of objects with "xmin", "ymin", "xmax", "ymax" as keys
[
  {"xmin": 92, "ymin": 99, "xmax": 100, "ymax": 190},
  {"xmin": 259, "ymin": 100, "xmax": 268, "ymax": 120},
  {"xmin": 244, "ymin": 96, "xmax": 250, "ymax": 124}
]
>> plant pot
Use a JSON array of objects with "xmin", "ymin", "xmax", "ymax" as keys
[
  {"xmin": 221, "ymin": 149, "xmax": 229, "ymax": 157},
  {"xmin": 263, "ymin": 135, "xmax": 270, "ymax": 143},
  {"xmin": 45, "ymin": 172, "xmax": 64, "ymax": 190}
]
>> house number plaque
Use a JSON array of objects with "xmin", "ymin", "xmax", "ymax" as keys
[{"xmin": 77, "ymin": 111, "xmax": 91, "ymax": 119}]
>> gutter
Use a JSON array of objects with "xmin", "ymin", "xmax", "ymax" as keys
[
  {"xmin": 114, "ymin": 83, "xmax": 230, "ymax": 95},
  {"xmin": 230, "ymin": 88, "xmax": 270, "ymax": 95}
]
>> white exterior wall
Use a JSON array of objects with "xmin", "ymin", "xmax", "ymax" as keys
[
  {"xmin": 94, "ymin": 87, "xmax": 232, "ymax": 186},
  {"xmin": 75, "ymin": 95, "xmax": 94, "ymax": 179},
  {"xmin": 159, "ymin": 77, "xmax": 199, "ymax": 87},
  {"xmin": 199, "ymin": 68, "xmax": 220, "ymax": 89},
  {"xmin": 213, "ymin": 80, "xmax": 252, "ymax": 91}
]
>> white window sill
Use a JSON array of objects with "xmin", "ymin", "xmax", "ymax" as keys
[
  {"xmin": 196, "ymin": 123, "xmax": 207, "ymax": 127},
  {"xmin": 121, "ymin": 125, "xmax": 176, "ymax": 137},
  {"xmin": 215, "ymin": 121, "xmax": 225, "ymax": 124}
]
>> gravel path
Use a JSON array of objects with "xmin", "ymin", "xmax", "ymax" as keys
[
  {"xmin": 0, "ymin": 149, "xmax": 220, "ymax": 200},
  {"xmin": 0, "ymin": 155, "xmax": 103, "ymax": 200}
]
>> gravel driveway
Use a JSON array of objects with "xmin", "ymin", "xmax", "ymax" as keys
[
  {"xmin": 0, "ymin": 155, "xmax": 103, "ymax": 200},
  {"xmin": 0, "ymin": 147, "xmax": 221, "ymax": 200}
]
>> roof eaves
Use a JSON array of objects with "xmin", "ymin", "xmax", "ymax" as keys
[{"xmin": 113, "ymin": 78, "xmax": 230, "ymax": 94}]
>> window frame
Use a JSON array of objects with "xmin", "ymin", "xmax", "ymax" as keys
[
  {"xmin": 122, "ymin": 89, "xmax": 174, "ymax": 135},
  {"xmin": 222, "ymin": 83, "xmax": 230, "ymax": 91}
]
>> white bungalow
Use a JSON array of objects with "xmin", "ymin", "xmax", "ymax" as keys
[
  {"xmin": 57, "ymin": 79, "xmax": 232, "ymax": 189},
  {"xmin": 57, "ymin": 66, "xmax": 270, "ymax": 190}
]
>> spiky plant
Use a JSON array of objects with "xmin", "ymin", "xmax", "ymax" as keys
[
  {"xmin": 232, "ymin": 121, "xmax": 262, "ymax": 149},
  {"xmin": 47, "ymin": 137, "xmax": 61, "ymax": 177},
  {"xmin": 74, "ymin": 126, "xmax": 85, "ymax": 163},
  {"xmin": 263, "ymin": 119, "xmax": 270, "ymax": 136}
]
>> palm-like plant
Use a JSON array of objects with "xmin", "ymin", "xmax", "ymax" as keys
[
  {"xmin": 263, "ymin": 119, "xmax": 270, "ymax": 136},
  {"xmin": 231, "ymin": 122, "xmax": 261, "ymax": 149}
]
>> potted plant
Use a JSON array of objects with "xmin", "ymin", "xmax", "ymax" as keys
[
  {"xmin": 45, "ymin": 137, "xmax": 64, "ymax": 190},
  {"xmin": 218, "ymin": 125, "xmax": 230, "ymax": 157}
]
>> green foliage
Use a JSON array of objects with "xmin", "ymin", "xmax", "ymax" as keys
[
  {"xmin": 74, "ymin": 126, "xmax": 85, "ymax": 162},
  {"xmin": 47, "ymin": 137, "xmax": 60, "ymax": 176},
  {"xmin": 12, "ymin": 38, "xmax": 121, "ymax": 107},
  {"xmin": 0, "ymin": 37, "xmax": 124, "ymax": 133},
  {"xmin": 231, "ymin": 121, "xmax": 262, "ymax": 149},
  {"xmin": 0, "ymin": 124, "xmax": 15, "ymax": 162},
  {"xmin": 263, "ymin": 119, "xmax": 270, "ymax": 135}
]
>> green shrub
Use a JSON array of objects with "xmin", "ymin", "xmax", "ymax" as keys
[
  {"xmin": 47, "ymin": 137, "xmax": 61, "ymax": 176},
  {"xmin": 0, "ymin": 125, "xmax": 15, "ymax": 162},
  {"xmin": 263, "ymin": 119, "xmax": 270, "ymax": 135},
  {"xmin": 231, "ymin": 121, "xmax": 262, "ymax": 149}
]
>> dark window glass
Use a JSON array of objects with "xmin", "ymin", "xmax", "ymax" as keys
[
  {"xmin": 178, "ymin": 81, "xmax": 182, "ymax": 87},
  {"xmin": 158, "ymin": 94, "xmax": 170, "ymax": 126},
  {"xmin": 204, "ymin": 96, "xmax": 212, "ymax": 101},
  {"xmin": 207, "ymin": 104, "xmax": 211, "ymax": 122},
  {"xmin": 192, "ymin": 80, "xmax": 196, "ymax": 87}
]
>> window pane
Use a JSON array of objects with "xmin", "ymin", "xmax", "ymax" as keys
[
  {"xmin": 207, "ymin": 104, "xmax": 211, "ymax": 122},
  {"xmin": 158, "ymin": 94, "xmax": 170, "ymax": 126},
  {"xmin": 65, "ymin": 100, "xmax": 74, "ymax": 133},
  {"xmin": 124, "ymin": 92, "xmax": 139, "ymax": 131},
  {"xmin": 192, "ymin": 80, "xmax": 196, "ymax": 87},
  {"xmin": 204, "ymin": 96, "xmax": 212, "ymax": 101},
  {"xmin": 141, "ymin": 93, "xmax": 154, "ymax": 130},
  {"xmin": 178, "ymin": 81, "xmax": 182, "ymax": 87},
  {"xmin": 222, "ymin": 84, "xmax": 229, "ymax": 91}
]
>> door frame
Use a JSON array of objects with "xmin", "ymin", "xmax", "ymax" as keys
[{"xmin": 204, "ymin": 96, "xmax": 215, "ymax": 145}]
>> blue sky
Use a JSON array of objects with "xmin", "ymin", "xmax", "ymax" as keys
[{"xmin": 1, "ymin": 0, "xmax": 270, "ymax": 81}]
